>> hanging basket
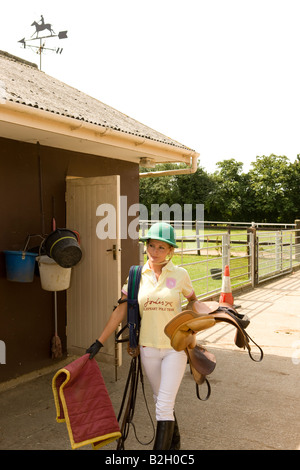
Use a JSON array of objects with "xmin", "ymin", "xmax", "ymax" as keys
[
  {"xmin": 37, "ymin": 255, "xmax": 71, "ymax": 291},
  {"xmin": 4, "ymin": 250, "xmax": 37, "ymax": 282}
]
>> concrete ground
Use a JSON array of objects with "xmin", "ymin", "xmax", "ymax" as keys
[{"xmin": 0, "ymin": 271, "xmax": 299, "ymax": 451}]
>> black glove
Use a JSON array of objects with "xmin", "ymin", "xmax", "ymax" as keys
[{"xmin": 86, "ymin": 339, "xmax": 103, "ymax": 359}]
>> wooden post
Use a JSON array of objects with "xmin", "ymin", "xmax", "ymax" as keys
[
  {"xmin": 248, "ymin": 223, "xmax": 258, "ymax": 287},
  {"xmin": 247, "ymin": 228, "xmax": 251, "ymax": 283},
  {"xmin": 253, "ymin": 225, "xmax": 258, "ymax": 286}
]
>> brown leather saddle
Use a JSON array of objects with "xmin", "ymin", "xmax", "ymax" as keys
[{"xmin": 164, "ymin": 301, "xmax": 263, "ymax": 400}]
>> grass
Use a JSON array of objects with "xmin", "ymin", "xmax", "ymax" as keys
[
  {"xmin": 141, "ymin": 225, "xmax": 299, "ymax": 297},
  {"xmin": 144, "ymin": 252, "xmax": 250, "ymax": 299}
]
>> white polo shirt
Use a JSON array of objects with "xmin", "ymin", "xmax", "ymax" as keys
[{"xmin": 122, "ymin": 260, "xmax": 194, "ymax": 348}]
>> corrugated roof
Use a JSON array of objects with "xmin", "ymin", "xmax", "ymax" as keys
[{"xmin": 0, "ymin": 50, "xmax": 193, "ymax": 152}]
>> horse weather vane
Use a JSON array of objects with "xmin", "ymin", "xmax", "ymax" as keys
[{"xmin": 18, "ymin": 16, "xmax": 68, "ymax": 70}]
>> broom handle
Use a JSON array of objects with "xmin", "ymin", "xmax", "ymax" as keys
[
  {"xmin": 52, "ymin": 200, "xmax": 58, "ymax": 337},
  {"xmin": 52, "ymin": 196, "xmax": 56, "ymax": 231},
  {"xmin": 54, "ymin": 291, "xmax": 58, "ymax": 336}
]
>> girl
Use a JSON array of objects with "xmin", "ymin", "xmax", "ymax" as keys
[{"xmin": 87, "ymin": 222, "xmax": 197, "ymax": 450}]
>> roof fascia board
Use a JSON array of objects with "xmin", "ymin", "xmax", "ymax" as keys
[{"xmin": 0, "ymin": 101, "xmax": 198, "ymax": 165}]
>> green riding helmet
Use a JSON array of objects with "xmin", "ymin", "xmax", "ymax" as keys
[{"xmin": 140, "ymin": 222, "xmax": 178, "ymax": 248}]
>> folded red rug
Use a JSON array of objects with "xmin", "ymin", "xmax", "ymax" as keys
[{"xmin": 52, "ymin": 354, "xmax": 121, "ymax": 449}]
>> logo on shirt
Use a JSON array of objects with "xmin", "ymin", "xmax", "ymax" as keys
[
  {"xmin": 144, "ymin": 297, "xmax": 173, "ymax": 310},
  {"xmin": 166, "ymin": 277, "xmax": 176, "ymax": 289}
]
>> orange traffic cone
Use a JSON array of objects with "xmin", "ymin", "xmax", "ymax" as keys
[{"xmin": 219, "ymin": 265, "xmax": 234, "ymax": 305}]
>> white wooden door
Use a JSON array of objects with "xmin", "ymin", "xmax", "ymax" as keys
[{"xmin": 66, "ymin": 175, "xmax": 121, "ymax": 365}]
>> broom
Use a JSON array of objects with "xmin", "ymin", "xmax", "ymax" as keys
[
  {"xmin": 51, "ymin": 291, "xmax": 62, "ymax": 359},
  {"xmin": 51, "ymin": 197, "xmax": 62, "ymax": 359}
]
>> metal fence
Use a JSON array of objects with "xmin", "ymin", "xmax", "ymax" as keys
[
  {"xmin": 140, "ymin": 220, "xmax": 300, "ymax": 300},
  {"xmin": 256, "ymin": 230, "xmax": 300, "ymax": 283}
]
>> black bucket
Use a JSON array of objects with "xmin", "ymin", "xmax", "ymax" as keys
[
  {"xmin": 210, "ymin": 268, "xmax": 222, "ymax": 280},
  {"xmin": 44, "ymin": 228, "xmax": 82, "ymax": 268}
]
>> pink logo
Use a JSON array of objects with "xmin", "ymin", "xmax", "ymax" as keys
[{"xmin": 166, "ymin": 277, "xmax": 176, "ymax": 289}]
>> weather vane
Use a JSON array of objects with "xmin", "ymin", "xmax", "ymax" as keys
[{"xmin": 18, "ymin": 16, "xmax": 68, "ymax": 70}]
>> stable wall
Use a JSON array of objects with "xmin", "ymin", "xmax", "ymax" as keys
[{"xmin": 0, "ymin": 137, "xmax": 139, "ymax": 382}]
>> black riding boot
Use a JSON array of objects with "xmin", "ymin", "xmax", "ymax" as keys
[
  {"xmin": 170, "ymin": 416, "xmax": 180, "ymax": 450},
  {"xmin": 153, "ymin": 420, "xmax": 175, "ymax": 450}
]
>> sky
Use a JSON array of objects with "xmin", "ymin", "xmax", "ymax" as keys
[{"xmin": 1, "ymin": 0, "xmax": 300, "ymax": 174}]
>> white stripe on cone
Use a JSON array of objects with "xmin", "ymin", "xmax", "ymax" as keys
[{"xmin": 219, "ymin": 265, "xmax": 234, "ymax": 305}]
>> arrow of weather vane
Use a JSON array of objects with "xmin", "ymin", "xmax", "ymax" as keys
[{"xmin": 18, "ymin": 16, "xmax": 68, "ymax": 70}]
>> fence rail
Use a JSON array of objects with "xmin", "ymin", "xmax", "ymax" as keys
[{"xmin": 140, "ymin": 220, "xmax": 300, "ymax": 300}]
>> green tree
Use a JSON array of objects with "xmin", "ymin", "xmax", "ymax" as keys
[
  {"xmin": 139, "ymin": 155, "xmax": 300, "ymax": 224},
  {"xmin": 205, "ymin": 159, "xmax": 253, "ymax": 221},
  {"xmin": 139, "ymin": 162, "xmax": 213, "ymax": 221},
  {"xmin": 248, "ymin": 154, "xmax": 294, "ymax": 222},
  {"xmin": 139, "ymin": 163, "xmax": 180, "ymax": 219},
  {"xmin": 282, "ymin": 155, "xmax": 300, "ymax": 222},
  {"xmin": 172, "ymin": 165, "xmax": 213, "ymax": 219}
]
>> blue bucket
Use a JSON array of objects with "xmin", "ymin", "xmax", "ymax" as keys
[{"xmin": 4, "ymin": 250, "xmax": 38, "ymax": 282}]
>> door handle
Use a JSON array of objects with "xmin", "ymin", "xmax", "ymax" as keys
[{"xmin": 106, "ymin": 244, "xmax": 121, "ymax": 260}]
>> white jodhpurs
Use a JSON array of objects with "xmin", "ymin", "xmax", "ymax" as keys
[{"xmin": 140, "ymin": 346, "xmax": 187, "ymax": 421}]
